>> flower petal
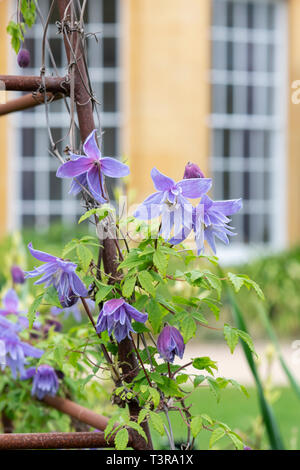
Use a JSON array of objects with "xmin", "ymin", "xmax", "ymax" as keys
[
  {"xmin": 69, "ymin": 273, "xmax": 88, "ymax": 297},
  {"xmin": 124, "ymin": 303, "xmax": 148, "ymax": 323},
  {"xmin": 3, "ymin": 289, "xmax": 19, "ymax": 313},
  {"xmin": 27, "ymin": 243, "xmax": 56, "ymax": 263},
  {"xmin": 103, "ymin": 298, "xmax": 125, "ymax": 316},
  {"xmin": 56, "ymin": 156, "xmax": 93, "ymax": 178},
  {"xmin": 212, "ymin": 198, "xmax": 243, "ymax": 215},
  {"xmin": 101, "ymin": 157, "xmax": 130, "ymax": 178},
  {"xmin": 86, "ymin": 166, "xmax": 107, "ymax": 203},
  {"xmin": 176, "ymin": 178, "xmax": 212, "ymax": 198},
  {"xmin": 151, "ymin": 167, "xmax": 175, "ymax": 192},
  {"xmin": 83, "ymin": 129, "xmax": 101, "ymax": 160}
]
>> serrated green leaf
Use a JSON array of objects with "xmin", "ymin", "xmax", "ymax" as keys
[
  {"xmin": 207, "ymin": 377, "xmax": 221, "ymax": 402},
  {"xmin": 148, "ymin": 299, "xmax": 166, "ymax": 334},
  {"xmin": 209, "ymin": 427, "xmax": 226, "ymax": 448},
  {"xmin": 43, "ymin": 286, "xmax": 61, "ymax": 308},
  {"xmin": 227, "ymin": 272, "xmax": 245, "ymax": 292},
  {"xmin": 149, "ymin": 411, "xmax": 164, "ymax": 436},
  {"xmin": 28, "ymin": 293, "xmax": 44, "ymax": 328},
  {"xmin": 224, "ymin": 323, "xmax": 239, "ymax": 354},
  {"xmin": 122, "ymin": 276, "xmax": 136, "ymax": 298},
  {"xmin": 181, "ymin": 317, "xmax": 196, "ymax": 343},
  {"xmin": 236, "ymin": 329, "xmax": 257, "ymax": 356},
  {"xmin": 176, "ymin": 374, "xmax": 189, "ymax": 384},
  {"xmin": 190, "ymin": 416, "xmax": 203, "ymax": 438},
  {"xmin": 192, "ymin": 357, "xmax": 218, "ymax": 375},
  {"xmin": 114, "ymin": 428, "xmax": 129, "ymax": 450},
  {"xmin": 127, "ymin": 421, "xmax": 148, "ymax": 443},
  {"xmin": 153, "ymin": 248, "xmax": 168, "ymax": 275},
  {"xmin": 227, "ymin": 431, "xmax": 244, "ymax": 450},
  {"xmin": 95, "ymin": 282, "xmax": 114, "ymax": 304},
  {"xmin": 76, "ymin": 244, "xmax": 93, "ymax": 272},
  {"xmin": 138, "ymin": 271, "xmax": 156, "ymax": 297},
  {"xmin": 148, "ymin": 388, "xmax": 160, "ymax": 408}
]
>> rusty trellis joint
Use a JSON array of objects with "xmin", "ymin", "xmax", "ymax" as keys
[
  {"xmin": 0, "ymin": 75, "xmax": 70, "ymax": 94},
  {"xmin": 0, "ymin": 431, "xmax": 116, "ymax": 450}
]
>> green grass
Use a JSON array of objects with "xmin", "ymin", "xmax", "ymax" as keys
[{"xmin": 150, "ymin": 387, "xmax": 300, "ymax": 450}]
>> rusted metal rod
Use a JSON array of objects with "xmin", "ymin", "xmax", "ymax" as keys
[
  {"xmin": 43, "ymin": 395, "xmax": 109, "ymax": 431},
  {"xmin": 0, "ymin": 431, "xmax": 115, "ymax": 450},
  {"xmin": 0, "ymin": 75, "xmax": 70, "ymax": 94},
  {"xmin": 0, "ymin": 92, "xmax": 64, "ymax": 116}
]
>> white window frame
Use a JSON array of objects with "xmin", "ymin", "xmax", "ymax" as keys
[{"xmin": 209, "ymin": 0, "xmax": 288, "ymax": 264}]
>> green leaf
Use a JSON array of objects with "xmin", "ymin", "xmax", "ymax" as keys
[
  {"xmin": 95, "ymin": 282, "xmax": 114, "ymax": 304},
  {"xmin": 122, "ymin": 276, "xmax": 136, "ymax": 298},
  {"xmin": 192, "ymin": 357, "xmax": 218, "ymax": 375},
  {"xmin": 28, "ymin": 293, "xmax": 43, "ymax": 328},
  {"xmin": 149, "ymin": 411, "xmax": 164, "ymax": 436},
  {"xmin": 148, "ymin": 299, "xmax": 166, "ymax": 334},
  {"xmin": 209, "ymin": 427, "xmax": 226, "ymax": 448},
  {"xmin": 153, "ymin": 248, "xmax": 168, "ymax": 275},
  {"xmin": 176, "ymin": 374, "xmax": 189, "ymax": 385},
  {"xmin": 181, "ymin": 317, "xmax": 196, "ymax": 343},
  {"xmin": 227, "ymin": 272, "xmax": 245, "ymax": 293},
  {"xmin": 203, "ymin": 271, "xmax": 222, "ymax": 299},
  {"xmin": 114, "ymin": 428, "xmax": 129, "ymax": 450},
  {"xmin": 194, "ymin": 375, "xmax": 206, "ymax": 387},
  {"xmin": 207, "ymin": 377, "xmax": 221, "ymax": 402},
  {"xmin": 159, "ymin": 376, "xmax": 184, "ymax": 397},
  {"xmin": 223, "ymin": 324, "xmax": 239, "ymax": 354},
  {"xmin": 190, "ymin": 416, "xmax": 203, "ymax": 438},
  {"xmin": 43, "ymin": 286, "xmax": 61, "ymax": 308},
  {"xmin": 236, "ymin": 329, "xmax": 257, "ymax": 356},
  {"xmin": 192, "ymin": 311, "xmax": 208, "ymax": 324},
  {"xmin": 76, "ymin": 244, "xmax": 93, "ymax": 272},
  {"xmin": 127, "ymin": 421, "xmax": 147, "ymax": 443},
  {"xmin": 138, "ymin": 271, "xmax": 156, "ymax": 297},
  {"xmin": 78, "ymin": 206, "xmax": 112, "ymax": 225},
  {"xmin": 227, "ymin": 431, "xmax": 244, "ymax": 450},
  {"xmin": 148, "ymin": 388, "xmax": 160, "ymax": 408},
  {"xmin": 138, "ymin": 408, "xmax": 149, "ymax": 425}
]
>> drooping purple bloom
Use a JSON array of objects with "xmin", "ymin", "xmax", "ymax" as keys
[
  {"xmin": 56, "ymin": 129, "xmax": 130, "ymax": 203},
  {"xmin": 25, "ymin": 243, "xmax": 88, "ymax": 303},
  {"xmin": 243, "ymin": 446, "xmax": 252, "ymax": 450},
  {"xmin": 17, "ymin": 48, "xmax": 30, "ymax": 68},
  {"xmin": 0, "ymin": 289, "xmax": 21, "ymax": 316},
  {"xmin": 0, "ymin": 329, "xmax": 44, "ymax": 378},
  {"xmin": 134, "ymin": 167, "xmax": 212, "ymax": 240},
  {"xmin": 11, "ymin": 265, "xmax": 25, "ymax": 284},
  {"xmin": 170, "ymin": 195, "xmax": 243, "ymax": 254},
  {"xmin": 96, "ymin": 298, "xmax": 148, "ymax": 343},
  {"xmin": 24, "ymin": 365, "xmax": 59, "ymax": 400},
  {"xmin": 157, "ymin": 325, "xmax": 185, "ymax": 363},
  {"xmin": 183, "ymin": 162, "xmax": 205, "ymax": 179}
]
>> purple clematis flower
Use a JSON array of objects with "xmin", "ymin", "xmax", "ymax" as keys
[
  {"xmin": 170, "ymin": 195, "xmax": 242, "ymax": 254},
  {"xmin": 25, "ymin": 243, "xmax": 88, "ymax": 303},
  {"xmin": 96, "ymin": 298, "xmax": 148, "ymax": 343},
  {"xmin": 56, "ymin": 129, "xmax": 130, "ymax": 203},
  {"xmin": 23, "ymin": 365, "xmax": 59, "ymax": 400},
  {"xmin": 134, "ymin": 167, "xmax": 212, "ymax": 240},
  {"xmin": 11, "ymin": 265, "xmax": 25, "ymax": 284},
  {"xmin": 0, "ymin": 289, "xmax": 22, "ymax": 316},
  {"xmin": 157, "ymin": 325, "xmax": 185, "ymax": 363},
  {"xmin": 0, "ymin": 329, "xmax": 44, "ymax": 378}
]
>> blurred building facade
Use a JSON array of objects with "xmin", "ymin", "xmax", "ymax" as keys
[{"xmin": 0, "ymin": 0, "xmax": 299, "ymax": 260}]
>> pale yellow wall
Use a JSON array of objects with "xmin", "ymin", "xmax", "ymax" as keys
[
  {"xmin": 288, "ymin": 0, "xmax": 300, "ymax": 245},
  {"xmin": 122, "ymin": 0, "xmax": 211, "ymax": 203},
  {"xmin": 0, "ymin": 0, "xmax": 8, "ymax": 236}
]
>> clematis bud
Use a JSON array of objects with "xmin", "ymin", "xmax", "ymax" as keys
[
  {"xmin": 243, "ymin": 446, "xmax": 252, "ymax": 450},
  {"xmin": 157, "ymin": 325, "xmax": 185, "ymax": 363},
  {"xmin": 183, "ymin": 162, "xmax": 205, "ymax": 179},
  {"xmin": 11, "ymin": 265, "xmax": 25, "ymax": 284},
  {"xmin": 17, "ymin": 48, "xmax": 30, "ymax": 68}
]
